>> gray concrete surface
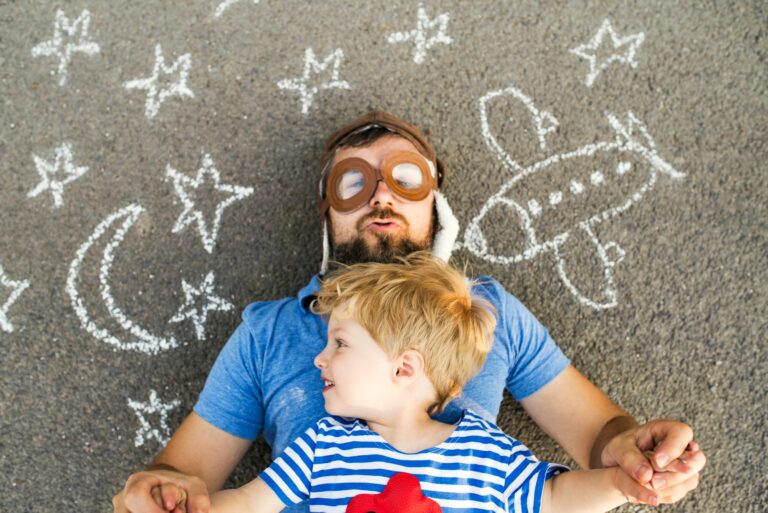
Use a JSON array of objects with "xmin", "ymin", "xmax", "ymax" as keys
[{"xmin": 1, "ymin": 1, "xmax": 765, "ymax": 512}]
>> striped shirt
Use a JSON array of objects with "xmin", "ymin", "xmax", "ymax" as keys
[{"xmin": 261, "ymin": 410, "xmax": 568, "ymax": 513}]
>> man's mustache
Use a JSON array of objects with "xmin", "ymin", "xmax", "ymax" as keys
[{"xmin": 356, "ymin": 208, "xmax": 409, "ymax": 230}]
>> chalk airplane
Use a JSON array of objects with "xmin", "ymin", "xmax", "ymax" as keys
[{"xmin": 464, "ymin": 86, "xmax": 686, "ymax": 309}]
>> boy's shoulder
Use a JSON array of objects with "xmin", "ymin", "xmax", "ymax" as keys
[{"xmin": 460, "ymin": 409, "xmax": 525, "ymax": 448}]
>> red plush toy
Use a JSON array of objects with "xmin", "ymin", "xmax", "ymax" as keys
[{"xmin": 346, "ymin": 472, "xmax": 442, "ymax": 513}]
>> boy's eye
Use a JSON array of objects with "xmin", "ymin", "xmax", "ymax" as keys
[{"xmin": 335, "ymin": 338, "xmax": 346, "ymax": 348}]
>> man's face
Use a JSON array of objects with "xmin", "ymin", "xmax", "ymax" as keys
[{"xmin": 327, "ymin": 135, "xmax": 436, "ymax": 266}]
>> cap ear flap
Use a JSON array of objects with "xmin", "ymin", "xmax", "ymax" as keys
[
  {"xmin": 320, "ymin": 218, "xmax": 330, "ymax": 275},
  {"xmin": 432, "ymin": 190, "xmax": 459, "ymax": 263}
]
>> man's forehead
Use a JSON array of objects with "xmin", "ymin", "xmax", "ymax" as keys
[{"xmin": 332, "ymin": 134, "xmax": 422, "ymax": 165}]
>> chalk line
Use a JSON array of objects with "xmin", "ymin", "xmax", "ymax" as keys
[
  {"xmin": 277, "ymin": 47, "xmax": 351, "ymax": 116},
  {"xmin": 124, "ymin": 44, "xmax": 194, "ymax": 119},
  {"xmin": 387, "ymin": 3, "xmax": 453, "ymax": 64},
  {"xmin": 167, "ymin": 153, "xmax": 254, "ymax": 254},
  {"xmin": 32, "ymin": 9, "xmax": 100, "ymax": 86},
  {"xmin": 27, "ymin": 143, "xmax": 88, "ymax": 209},
  {"xmin": 66, "ymin": 204, "xmax": 179, "ymax": 354}
]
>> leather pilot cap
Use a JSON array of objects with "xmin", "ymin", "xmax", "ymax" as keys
[{"xmin": 319, "ymin": 110, "xmax": 446, "ymax": 192}]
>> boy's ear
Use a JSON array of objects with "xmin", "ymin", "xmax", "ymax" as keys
[{"xmin": 394, "ymin": 350, "xmax": 425, "ymax": 384}]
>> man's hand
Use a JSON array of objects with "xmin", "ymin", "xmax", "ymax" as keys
[
  {"xmin": 112, "ymin": 469, "xmax": 211, "ymax": 513},
  {"xmin": 601, "ymin": 419, "xmax": 706, "ymax": 505}
]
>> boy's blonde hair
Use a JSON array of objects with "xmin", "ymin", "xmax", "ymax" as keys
[{"xmin": 313, "ymin": 251, "xmax": 497, "ymax": 415}]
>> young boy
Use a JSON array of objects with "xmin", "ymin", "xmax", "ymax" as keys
[{"xmin": 174, "ymin": 252, "xmax": 634, "ymax": 513}]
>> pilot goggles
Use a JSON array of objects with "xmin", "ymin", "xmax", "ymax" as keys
[{"xmin": 319, "ymin": 151, "xmax": 438, "ymax": 216}]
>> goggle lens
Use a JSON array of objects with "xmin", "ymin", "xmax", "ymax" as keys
[
  {"xmin": 391, "ymin": 162, "xmax": 424, "ymax": 190},
  {"xmin": 337, "ymin": 169, "xmax": 366, "ymax": 200}
]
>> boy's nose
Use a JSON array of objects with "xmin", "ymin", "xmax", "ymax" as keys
[{"xmin": 313, "ymin": 352, "xmax": 326, "ymax": 369}]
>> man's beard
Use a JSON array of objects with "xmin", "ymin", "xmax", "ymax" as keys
[{"xmin": 328, "ymin": 207, "xmax": 436, "ymax": 270}]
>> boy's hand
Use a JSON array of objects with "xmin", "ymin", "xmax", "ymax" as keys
[
  {"xmin": 601, "ymin": 420, "xmax": 705, "ymax": 506},
  {"xmin": 151, "ymin": 483, "xmax": 187, "ymax": 513},
  {"xmin": 112, "ymin": 469, "xmax": 210, "ymax": 513}
]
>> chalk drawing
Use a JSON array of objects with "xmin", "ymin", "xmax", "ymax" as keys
[
  {"xmin": 124, "ymin": 44, "xmax": 194, "ymax": 119},
  {"xmin": 466, "ymin": 85, "xmax": 685, "ymax": 309},
  {"xmin": 387, "ymin": 3, "xmax": 453, "ymax": 64},
  {"xmin": 170, "ymin": 271, "xmax": 233, "ymax": 341},
  {"xmin": 66, "ymin": 204, "xmax": 180, "ymax": 354},
  {"xmin": 214, "ymin": 0, "xmax": 259, "ymax": 18},
  {"xmin": 127, "ymin": 389, "xmax": 181, "ymax": 448},
  {"xmin": 27, "ymin": 143, "xmax": 88, "ymax": 209},
  {"xmin": 570, "ymin": 18, "xmax": 645, "ymax": 87},
  {"xmin": 31, "ymin": 9, "xmax": 100, "ymax": 86},
  {"xmin": 167, "ymin": 153, "xmax": 254, "ymax": 254},
  {"xmin": 0, "ymin": 264, "xmax": 30, "ymax": 333},
  {"xmin": 277, "ymin": 47, "xmax": 351, "ymax": 115}
]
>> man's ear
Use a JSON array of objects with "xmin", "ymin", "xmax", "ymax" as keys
[{"xmin": 394, "ymin": 350, "xmax": 425, "ymax": 385}]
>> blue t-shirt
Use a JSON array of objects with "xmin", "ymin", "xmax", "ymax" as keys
[
  {"xmin": 194, "ymin": 275, "xmax": 568, "ymax": 512},
  {"xmin": 261, "ymin": 410, "xmax": 568, "ymax": 513}
]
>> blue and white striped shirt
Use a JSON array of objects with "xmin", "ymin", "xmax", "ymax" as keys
[{"xmin": 261, "ymin": 410, "xmax": 567, "ymax": 513}]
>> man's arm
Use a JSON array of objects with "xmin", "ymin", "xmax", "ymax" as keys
[
  {"xmin": 520, "ymin": 365, "xmax": 704, "ymax": 505},
  {"xmin": 113, "ymin": 412, "xmax": 252, "ymax": 513}
]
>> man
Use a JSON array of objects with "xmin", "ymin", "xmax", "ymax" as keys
[{"xmin": 113, "ymin": 111, "xmax": 705, "ymax": 513}]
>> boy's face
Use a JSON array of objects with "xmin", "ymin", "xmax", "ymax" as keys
[{"xmin": 314, "ymin": 307, "xmax": 396, "ymax": 419}]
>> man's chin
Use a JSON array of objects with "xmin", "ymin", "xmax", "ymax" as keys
[{"xmin": 329, "ymin": 233, "xmax": 430, "ymax": 268}]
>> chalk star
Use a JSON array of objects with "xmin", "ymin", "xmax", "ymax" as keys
[
  {"xmin": 166, "ymin": 153, "xmax": 254, "ymax": 253},
  {"xmin": 27, "ymin": 143, "xmax": 88, "ymax": 209},
  {"xmin": 214, "ymin": 0, "xmax": 260, "ymax": 18},
  {"xmin": 32, "ymin": 9, "xmax": 100, "ymax": 86},
  {"xmin": 124, "ymin": 44, "xmax": 194, "ymax": 119},
  {"xmin": 127, "ymin": 390, "xmax": 181, "ymax": 448},
  {"xmin": 387, "ymin": 3, "xmax": 453, "ymax": 64},
  {"xmin": 278, "ymin": 47, "xmax": 351, "ymax": 115},
  {"xmin": 0, "ymin": 264, "xmax": 30, "ymax": 333},
  {"xmin": 170, "ymin": 272, "xmax": 233, "ymax": 341},
  {"xmin": 570, "ymin": 18, "xmax": 645, "ymax": 87}
]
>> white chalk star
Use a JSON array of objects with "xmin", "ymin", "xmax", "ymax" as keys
[
  {"xmin": 27, "ymin": 143, "xmax": 88, "ymax": 209},
  {"xmin": 170, "ymin": 272, "xmax": 233, "ymax": 341},
  {"xmin": 124, "ymin": 44, "xmax": 194, "ymax": 119},
  {"xmin": 166, "ymin": 153, "xmax": 254, "ymax": 253},
  {"xmin": 214, "ymin": 0, "xmax": 260, "ymax": 18},
  {"xmin": 570, "ymin": 18, "xmax": 645, "ymax": 87},
  {"xmin": 278, "ymin": 47, "xmax": 351, "ymax": 115},
  {"xmin": 0, "ymin": 264, "xmax": 30, "ymax": 333},
  {"xmin": 32, "ymin": 9, "xmax": 100, "ymax": 86},
  {"xmin": 387, "ymin": 3, "xmax": 453, "ymax": 64},
  {"xmin": 127, "ymin": 390, "xmax": 181, "ymax": 448}
]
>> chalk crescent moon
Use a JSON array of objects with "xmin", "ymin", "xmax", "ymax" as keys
[{"xmin": 66, "ymin": 204, "xmax": 178, "ymax": 354}]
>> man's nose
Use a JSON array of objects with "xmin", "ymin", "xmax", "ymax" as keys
[{"xmin": 368, "ymin": 178, "xmax": 396, "ymax": 208}]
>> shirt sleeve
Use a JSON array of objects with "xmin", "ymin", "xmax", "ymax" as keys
[
  {"xmin": 260, "ymin": 422, "xmax": 319, "ymax": 506},
  {"xmin": 496, "ymin": 282, "xmax": 570, "ymax": 400},
  {"xmin": 505, "ymin": 441, "xmax": 569, "ymax": 513},
  {"xmin": 193, "ymin": 320, "xmax": 265, "ymax": 440}
]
